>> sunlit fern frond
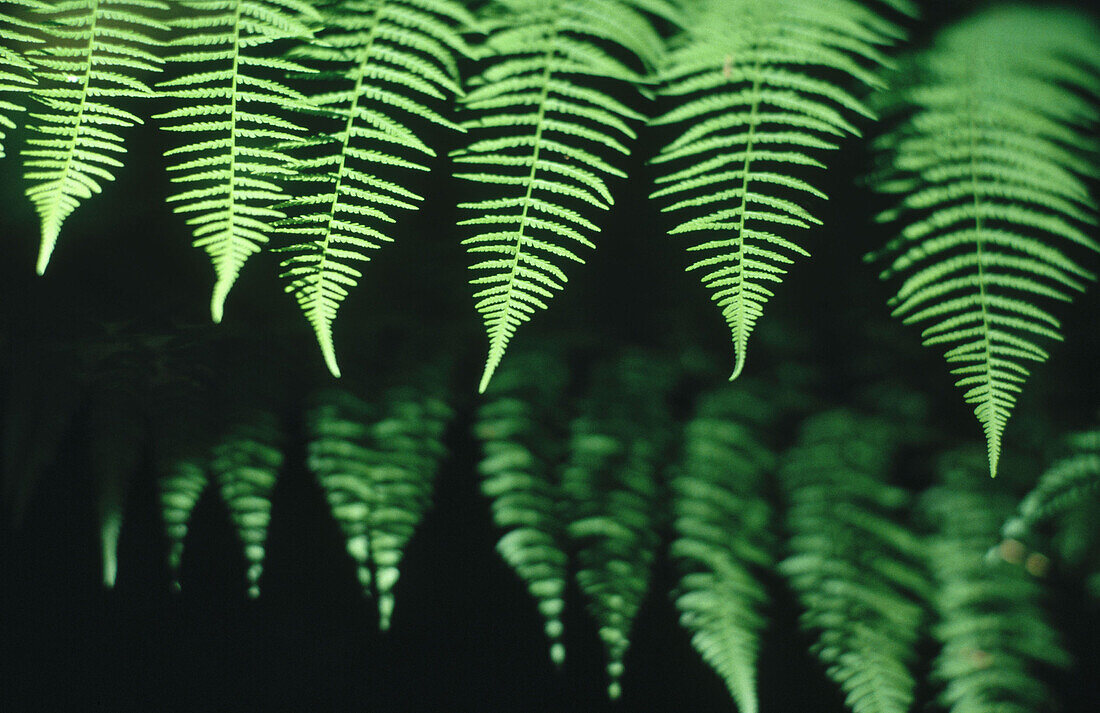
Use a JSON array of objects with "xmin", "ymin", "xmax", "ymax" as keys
[
  {"xmin": 779, "ymin": 410, "xmax": 928, "ymax": 713},
  {"xmin": 20, "ymin": 0, "xmax": 167, "ymax": 274},
  {"xmin": 158, "ymin": 458, "xmax": 209, "ymax": 591},
  {"xmin": 562, "ymin": 349, "xmax": 675, "ymax": 698},
  {"xmin": 306, "ymin": 381, "xmax": 452, "ymax": 629},
  {"xmin": 276, "ymin": 0, "xmax": 475, "ymax": 377},
  {"xmin": 452, "ymin": 0, "xmax": 677, "ymax": 393},
  {"xmin": 1001, "ymin": 424, "xmax": 1100, "ymax": 547},
  {"xmin": 922, "ymin": 448, "xmax": 1071, "ymax": 713},
  {"xmin": 211, "ymin": 410, "xmax": 284, "ymax": 598},
  {"xmin": 868, "ymin": 5, "xmax": 1100, "ymax": 477},
  {"xmin": 670, "ymin": 383, "xmax": 778, "ymax": 713},
  {"xmin": 651, "ymin": 0, "xmax": 905, "ymax": 381},
  {"xmin": 156, "ymin": 0, "xmax": 319, "ymax": 323},
  {"xmin": 0, "ymin": 0, "xmax": 46, "ymax": 158},
  {"xmin": 474, "ymin": 349, "xmax": 570, "ymax": 666}
]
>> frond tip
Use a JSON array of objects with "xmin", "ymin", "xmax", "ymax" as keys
[{"xmin": 869, "ymin": 6, "xmax": 1100, "ymax": 477}]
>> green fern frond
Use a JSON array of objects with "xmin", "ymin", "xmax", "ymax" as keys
[
  {"xmin": 452, "ymin": 0, "xmax": 675, "ymax": 393},
  {"xmin": 0, "ymin": 0, "xmax": 46, "ymax": 158},
  {"xmin": 651, "ymin": 0, "xmax": 904, "ymax": 381},
  {"xmin": 670, "ymin": 383, "xmax": 777, "ymax": 713},
  {"xmin": 563, "ymin": 350, "xmax": 674, "ymax": 698},
  {"xmin": 868, "ymin": 6, "xmax": 1100, "ymax": 477},
  {"xmin": 211, "ymin": 410, "xmax": 284, "ymax": 598},
  {"xmin": 1001, "ymin": 425, "xmax": 1100, "ymax": 545},
  {"xmin": 156, "ymin": 0, "xmax": 319, "ymax": 323},
  {"xmin": 306, "ymin": 382, "xmax": 452, "ymax": 628},
  {"xmin": 922, "ymin": 449, "xmax": 1071, "ymax": 713},
  {"xmin": 276, "ymin": 0, "xmax": 475, "ymax": 377},
  {"xmin": 779, "ymin": 410, "xmax": 928, "ymax": 713},
  {"xmin": 474, "ymin": 349, "xmax": 570, "ymax": 666},
  {"xmin": 158, "ymin": 458, "xmax": 209, "ymax": 591},
  {"xmin": 21, "ymin": 0, "xmax": 167, "ymax": 274}
]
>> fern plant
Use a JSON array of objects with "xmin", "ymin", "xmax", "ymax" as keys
[
  {"xmin": 778, "ymin": 409, "xmax": 929, "ymax": 713},
  {"xmin": 650, "ymin": 0, "xmax": 909, "ymax": 380},
  {"xmin": 156, "ymin": 0, "xmax": 319, "ymax": 323},
  {"xmin": 669, "ymin": 382, "xmax": 777, "ymax": 713},
  {"xmin": 0, "ymin": 0, "xmax": 43, "ymax": 158},
  {"xmin": 452, "ymin": 0, "xmax": 676, "ymax": 393},
  {"xmin": 275, "ymin": 0, "xmax": 475, "ymax": 376},
  {"xmin": 21, "ymin": 0, "xmax": 167, "ymax": 274},
  {"xmin": 869, "ymin": 4, "xmax": 1100, "ymax": 477}
]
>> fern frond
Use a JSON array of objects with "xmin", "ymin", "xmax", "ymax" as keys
[
  {"xmin": 474, "ymin": 349, "xmax": 570, "ymax": 666},
  {"xmin": 779, "ymin": 410, "xmax": 928, "ymax": 713},
  {"xmin": 306, "ymin": 381, "xmax": 452, "ymax": 628},
  {"xmin": 453, "ymin": 0, "xmax": 675, "ymax": 393},
  {"xmin": 651, "ymin": 0, "xmax": 904, "ymax": 380},
  {"xmin": 922, "ymin": 449, "xmax": 1071, "ymax": 713},
  {"xmin": 156, "ymin": 0, "xmax": 319, "ymax": 323},
  {"xmin": 211, "ymin": 410, "xmax": 284, "ymax": 598},
  {"xmin": 158, "ymin": 458, "xmax": 209, "ymax": 591},
  {"xmin": 21, "ymin": 0, "xmax": 167, "ymax": 274},
  {"xmin": 276, "ymin": 0, "xmax": 475, "ymax": 377},
  {"xmin": 1001, "ymin": 425, "xmax": 1100, "ymax": 545},
  {"xmin": 0, "ymin": 0, "xmax": 46, "ymax": 158},
  {"xmin": 869, "ymin": 6, "xmax": 1100, "ymax": 477},
  {"xmin": 563, "ymin": 350, "xmax": 674, "ymax": 698},
  {"xmin": 670, "ymin": 383, "xmax": 777, "ymax": 713}
]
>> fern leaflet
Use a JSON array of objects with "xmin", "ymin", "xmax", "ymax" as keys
[
  {"xmin": 276, "ymin": 0, "xmax": 474, "ymax": 377},
  {"xmin": 156, "ymin": 0, "xmax": 319, "ymax": 323},
  {"xmin": 868, "ymin": 6, "xmax": 1100, "ymax": 476},
  {"xmin": 651, "ymin": 0, "xmax": 904, "ymax": 380},
  {"xmin": 0, "ymin": 0, "xmax": 45, "ymax": 158},
  {"xmin": 452, "ymin": 0, "xmax": 675, "ymax": 393},
  {"xmin": 21, "ymin": 0, "xmax": 167, "ymax": 274}
]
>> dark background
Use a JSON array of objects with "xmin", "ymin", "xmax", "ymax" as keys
[{"xmin": 2, "ymin": 1, "xmax": 1099, "ymax": 711}]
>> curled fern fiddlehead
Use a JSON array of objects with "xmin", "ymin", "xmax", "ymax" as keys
[
  {"xmin": 277, "ymin": 0, "xmax": 475, "ymax": 377},
  {"xmin": 21, "ymin": 0, "xmax": 167, "ymax": 274},
  {"xmin": 452, "ymin": 0, "xmax": 676, "ymax": 393},
  {"xmin": 869, "ymin": 6, "xmax": 1100, "ymax": 476},
  {"xmin": 156, "ymin": 0, "xmax": 319, "ymax": 323},
  {"xmin": 670, "ymin": 383, "xmax": 777, "ymax": 713},
  {"xmin": 651, "ymin": 0, "xmax": 905, "ymax": 380},
  {"xmin": 474, "ymin": 349, "xmax": 570, "ymax": 666}
]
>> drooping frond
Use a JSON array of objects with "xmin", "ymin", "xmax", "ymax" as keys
[
  {"xmin": 276, "ymin": 0, "xmax": 475, "ymax": 377},
  {"xmin": 868, "ymin": 6, "xmax": 1100, "ymax": 477},
  {"xmin": 474, "ymin": 349, "xmax": 570, "ymax": 666},
  {"xmin": 21, "ymin": 0, "xmax": 167, "ymax": 274},
  {"xmin": 452, "ymin": 0, "xmax": 676, "ymax": 393},
  {"xmin": 306, "ymin": 382, "xmax": 452, "ymax": 629},
  {"xmin": 0, "ymin": 0, "xmax": 45, "ymax": 158},
  {"xmin": 211, "ymin": 410, "xmax": 284, "ymax": 598},
  {"xmin": 921, "ymin": 449, "xmax": 1071, "ymax": 713},
  {"xmin": 158, "ymin": 458, "xmax": 209, "ymax": 591},
  {"xmin": 1001, "ymin": 424, "xmax": 1100, "ymax": 546},
  {"xmin": 651, "ymin": 0, "xmax": 904, "ymax": 381},
  {"xmin": 156, "ymin": 0, "xmax": 319, "ymax": 323},
  {"xmin": 778, "ymin": 410, "xmax": 928, "ymax": 713},
  {"xmin": 562, "ymin": 350, "xmax": 674, "ymax": 698},
  {"xmin": 670, "ymin": 383, "xmax": 777, "ymax": 713}
]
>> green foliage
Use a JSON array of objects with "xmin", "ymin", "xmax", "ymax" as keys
[
  {"xmin": 779, "ymin": 409, "xmax": 929, "ymax": 713},
  {"xmin": 562, "ymin": 349, "xmax": 674, "ymax": 698},
  {"xmin": 0, "ymin": 0, "xmax": 43, "ymax": 158},
  {"xmin": 452, "ymin": 0, "xmax": 675, "ymax": 393},
  {"xmin": 869, "ymin": 5, "xmax": 1100, "ymax": 477},
  {"xmin": 651, "ymin": 0, "xmax": 904, "ymax": 380},
  {"xmin": 474, "ymin": 349, "xmax": 570, "ymax": 665},
  {"xmin": 669, "ymin": 382, "xmax": 777, "ymax": 713},
  {"xmin": 276, "ymin": 0, "xmax": 475, "ymax": 377},
  {"xmin": 157, "ymin": 457, "xmax": 208, "ymax": 591},
  {"xmin": 921, "ymin": 449, "xmax": 1071, "ymax": 713},
  {"xmin": 306, "ymin": 381, "xmax": 452, "ymax": 629},
  {"xmin": 156, "ymin": 0, "xmax": 319, "ymax": 323},
  {"xmin": 211, "ymin": 409, "xmax": 284, "ymax": 598},
  {"xmin": 21, "ymin": 0, "xmax": 167, "ymax": 274}
]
